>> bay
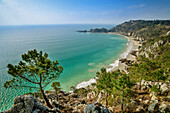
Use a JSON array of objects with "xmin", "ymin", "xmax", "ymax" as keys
[{"xmin": 0, "ymin": 24, "xmax": 127, "ymax": 111}]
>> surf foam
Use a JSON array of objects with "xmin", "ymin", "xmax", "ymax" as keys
[
  {"xmin": 106, "ymin": 36, "xmax": 133, "ymax": 72},
  {"xmin": 76, "ymin": 36, "xmax": 133, "ymax": 89},
  {"xmin": 75, "ymin": 78, "xmax": 97, "ymax": 89}
]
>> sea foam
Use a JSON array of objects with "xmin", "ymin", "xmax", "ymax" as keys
[
  {"xmin": 76, "ymin": 36, "xmax": 133, "ymax": 89},
  {"xmin": 76, "ymin": 78, "xmax": 96, "ymax": 89},
  {"xmin": 106, "ymin": 36, "xmax": 133, "ymax": 72}
]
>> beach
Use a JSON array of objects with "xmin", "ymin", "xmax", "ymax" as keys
[
  {"xmin": 76, "ymin": 33, "xmax": 141, "ymax": 89},
  {"xmin": 108, "ymin": 33, "xmax": 141, "ymax": 73}
]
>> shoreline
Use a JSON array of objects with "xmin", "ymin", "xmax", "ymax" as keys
[{"xmin": 76, "ymin": 32, "xmax": 141, "ymax": 89}]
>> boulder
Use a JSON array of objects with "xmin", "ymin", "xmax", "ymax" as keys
[
  {"xmin": 141, "ymin": 79, "xmax": 145, "ymax": 86},
  {"xmin": 52, "ymin": 100, "xmax": 65, "ymax": 110},
  {"xmin": 144, "ymin": 100, "xmax": 149, "ymax": 104},
  {"xmin": 136, "ymin": 106, "xmax": 144, "ymax": 112},
  {"xmin": 32, "ymin": 109, "xmax": 40, "ymax": 113},
  {"xmin": 166, "ymin": 31, "xmax": 170, "ymax": 35},
  {"xmin": 141, "ymin": 86, "xmax": 148, "ymax": 90},
  {"xmin": 131, "ymin": 100, "xmax": 137, "ymax": 106},
  {"xmin": 148, "ymin": 100, "xmax": 159, "ymax": 112},
  {"xmin": 151, "ymin": 95, "xmax": 157, "ymax": 101},
  {"xmin": 87, "ymin": 91, "xmax": 95, "ymax": 99},
  {"xmin": 160, "ymin": 83, "xmax": 169, "ymax": 95},
  {"xmin": 139, "ymin": 98, "xmax": 142, "ymax": 101},
  {"xmin": 150, "ymin": 92, "xmax": 156, "ymax": 97},
  {"xmin": 4, "ymin": 95, "xmax": 50, "ymax": 113},
  {"xmin": 159, "ymin": 103, "xmax": 169, "ymax": 113},
  {"xmin": 84, "ymin": 103, "xmax": 111, "ymax": 113}
]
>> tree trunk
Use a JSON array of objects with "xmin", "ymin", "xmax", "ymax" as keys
[
  {"xmin": 106, "ymin": 92, "xmax": 108, "ymax": 108},
  {"xmin": 121, "ymin": 91, "xmax": 124, "ymax": 111},
  {"xmin": 140, "ymin": 75, "xmax": 142, "ymax": 91},
  {"xmin": 39, "ymin": 84, "xmax": 53, "ymax": 109}
]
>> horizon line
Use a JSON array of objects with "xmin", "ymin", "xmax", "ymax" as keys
[{"xmin": 0, "ymin": 23, "xmax": 117, "ymax": 26}]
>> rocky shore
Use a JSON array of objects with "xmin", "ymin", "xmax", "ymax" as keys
[{"xmin": 3, "ymin": 78, "xmax": 170, "ymax": 113}]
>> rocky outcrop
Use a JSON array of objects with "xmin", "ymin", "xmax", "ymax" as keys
[
  {"xmin": 159, "ymin": 103, "xmax": 170, "ymax": 113},
  {"xmin": 160, "ymin": 83, "xmax": 169, "ymax": 96},
  {"xmin": 139, "ymin": 39, "xmax": 168, "ymax": 59},
  {"xmin": 119, "ymin": 58, "xmax": 134, "ymax": 66},
  {"xmin": 148, "ymin": 100, "xmax": 159, "ymax": 112},
  {"xmin": 4, "ymin": 95, "xmax": 50, "ymax": 113},
  {"xmin": 84, "ymin": 103, "xmax": 111, "ymax": 113},
  {"xmin": 166, "ymin": 31, "xmax": 170, "ymax": 35}
]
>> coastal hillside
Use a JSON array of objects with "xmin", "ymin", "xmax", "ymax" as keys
[
  {"xmin": 110, "ymin": 20, "xmax": 170, "ymax": 39},
  {"xmin": 3, "ymin": 20, "xmax": 170, "ymax": 113},
  {"xmin": 88, "ymin": 20, "xmax": 170, "ymax": 42}
]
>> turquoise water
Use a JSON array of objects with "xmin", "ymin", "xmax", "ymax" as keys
[{"xmin": 0, "ymin": 24, "xmax": 127, "ymax": 111}]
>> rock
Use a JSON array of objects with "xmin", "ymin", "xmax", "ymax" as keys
[
  {"xmin": 144, "ymin": 100, "xmax": 149, "ymax": 104},
  {"xmin": 159, "ymin": 103, "xmax": 166, "ymax": 113},
  {"xmin": 52, "ymin": 100, "xmax": 65, "ymax": 110},
  {"xmin": 139, "ymin": 98, "xmax": 142, "ymax": 101},
  {"xmin": 101, "ymin": 106, "xmax": 111, "ymax": 113},
  {"xmin": 87, "ymin": 91, "xmax": 95, "ymax": 99},
  {"xmin": 159, "ymin": 82, "xmax": 163, "ymax": 86},
  {"xmin": 154, "ymin": 82, "xmax": 158, "ymax": 86},
  {"xmin": 24, "ymin": 95, "xmax": 35, "ymax": 112},
  {"xmin": 151, "ymin": 95, "xmax": 157, "ymax": 101},
  {"xmin": 131, "ymin": 100, "xmax": 137, "ymax": 106},
  {"xmin": 141, "ymin": 86, "xmax": 148, "ymax": 90},
  {"xmin": 150, "ymin": 92, "xmax": 156, "ymax": 97},
  {"xmin": 141, "ymin": 79, "xmax": 145, "ymax": 86},
  {"xmin": 108, "ymin": 107, "xmax": 114, "ymax": 113},
  {"xmin": 148, "ymin": 100, "xmax": 159, "ymax": 112},
  {"xmin": 84, "ymin": 103, "xmax": 111, "ymax": 113},
  {"xmin": 148, "ymin": 81, "xmax": 153, "ymax": 87},
  {"xmin": 32, "ymin": 109, "xmax": 40, "ymax": 113},
  {"xmin": 97, "ymin": 92, "xmax": 102, "ymax": 103},
  {"xmin": 159, "ymin": 103, "xmax": 169, "ymax": 113},
  {"xmin": 14, "ymin": 95, "xmax": 24, "ymax": 104},
  {"xmin": 119, "ymin": 58, "xmax": 127, "ymax": 63},
  {"xmin": 166, "ymin": 31, "xmax": 170, "ymax": 35},
  {"xmin": 4, "ymin": 95, "xmax": 50, "ymax": 113},
  {"xmin": 136, "ymin": 106, "xmax": 144, "ymax": 112},
  {"xmin": 160, "ymin": 83, "xmax": 169, "ymax": 95},
  {"xmin": 162, "ymin": 96, "xmax": 170, "ymax": 102}
]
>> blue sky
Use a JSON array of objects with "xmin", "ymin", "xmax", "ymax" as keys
[{"xmin": 0, "ymin": 0, "xmax": 170, "ymax": 25}]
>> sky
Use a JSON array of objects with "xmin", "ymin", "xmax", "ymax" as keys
[{"xmin": 0, "ymin": 0, "xmax": 170, "ymax": 25}]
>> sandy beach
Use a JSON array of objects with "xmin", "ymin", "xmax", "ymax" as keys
[
  {"xmin": 107, "ymin": 32, "xmax": 141, "ymax": 73},
  {"xmin": 76, "ymin": 33, "xmax": 141, "ymax": 89}
]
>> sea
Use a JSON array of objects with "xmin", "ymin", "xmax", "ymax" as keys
[{"xmin": 0, "ymin": 24, "xmax": 128, "ymax": 111}]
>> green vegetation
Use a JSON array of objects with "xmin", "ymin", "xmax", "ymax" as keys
[
  {"xmin": 96, "ymin": 69, "xmax": 134, "ymax": 111},
  {"xmin": 96, "ymin": 68, "xmax": 114, "ymax": 107},
  {"xmin": 130, "ymin": 35, "xmax": 170, "ymax": 86},
  {"xmin": 150, "ymin": 85, "xmax": 161, "ymax": 95},
  {"xmin": 94, "ymin": 20, "xmax": 170, "ymax": 111},
  {"xmin": 51, "ymin": 82, "xmax": 61, "ymax": 101},
  {"xmin": 4, "ymin": 49, "xmax": 63, "ymax": 108},
  {"xmin": 90, "ymin": 28, "xmax": 108, "ymax": 33},
  {"xmin": 110, "ymin": 20, "xmax": 170, "ymax": 40}
]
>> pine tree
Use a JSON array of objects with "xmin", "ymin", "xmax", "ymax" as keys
[
  {"xmin": 4, "ymin": 49, "xmax": 63, "ymax": 109},
  {"xmin": 96, "ymin": 68, "xmax": 113, "ymax": 107}
]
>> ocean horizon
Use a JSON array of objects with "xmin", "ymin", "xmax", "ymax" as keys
[{"xmin": 0, "ymin": 24, "xmax": 128, "ymax": 111}]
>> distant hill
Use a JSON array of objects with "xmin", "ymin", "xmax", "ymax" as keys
[
  {"xmin": 110, "ymin": 20, "xmax": 170, "ymax": 40},
  {"xmin": 87, "ymin": 20, "xmax": 170, "ymax": 42}
]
